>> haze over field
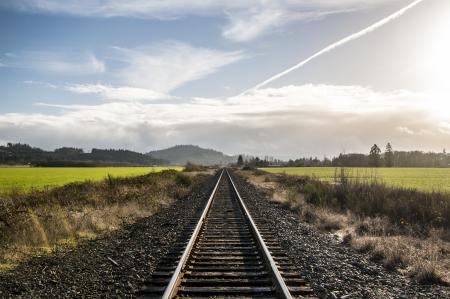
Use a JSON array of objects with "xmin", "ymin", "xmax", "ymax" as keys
[{"xmin": 0, "ymin": 0, "xmax": 449, "ymax": 158}]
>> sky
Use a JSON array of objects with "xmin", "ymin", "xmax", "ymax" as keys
[{"xmin": 0, "ymin": 0, "xmax": 449, "ymax": 159}]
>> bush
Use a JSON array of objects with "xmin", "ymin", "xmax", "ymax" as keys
[
  {"xmin": 175, "ymin": 172, "xmax": 192, "ymax": 187},
  {"xmin": 316, "ymin": 210, "xmax": 345, "ymax": 231},
  {"xmin": 342, "ymin": 233, "xmax": 352, "ymax": 245},
  {"xmin": 183, "ymin": 163, "xmax": 208, "ymax": 172},
  {"xmin": 412, "ymin": 263, "xmax": 445, "ymax": 285},
  {"xmin": 353, "ymin": 237, "xmax": 376, "ymax": 253},
  {"xmin": 303, "ymin": 182, "xmax": 323, "ymax": 205}
]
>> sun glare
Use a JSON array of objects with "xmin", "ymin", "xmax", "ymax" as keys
[
  {"xmin": 416, "ymin": 7, "xmax": 450, "ymax": 120},
  {"xmin": 424, "ymin": 9, "xmax": 450, "ymax": 93}
]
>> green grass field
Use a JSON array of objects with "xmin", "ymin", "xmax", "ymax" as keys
[
  {"xmin": 0, "ymin": 167, "xmax": 182, "ymax": 193},
  {"xmin": 260, "ymin": 167, "xmax": 450, "ymax": 193}
]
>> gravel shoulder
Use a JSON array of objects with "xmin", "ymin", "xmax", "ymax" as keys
[
  {"xmin": 230, "ymin": 171, "xmax": 450, "ymax": 299},
  {"xmin": 0, "ymin": 173, "xmax": 217, "ymax": 298}
]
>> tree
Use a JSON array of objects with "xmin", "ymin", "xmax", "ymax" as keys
[
  {"xmin": 385, "ymin": 142, "xmax": 393, "ymax": 167},
  {"xmin": 369, "ymin": 144, "xmax": 381, "ymax": 167},
  {"xmin": 237, "ymin": 155, "xmax": 244, "ymax": 166}
]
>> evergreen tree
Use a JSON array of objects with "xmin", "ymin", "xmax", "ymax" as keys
[
  {"xmin": 385, "ymin": 142, "xmax": 393, "ymax": 167},
  {"xmin": 369, "ymin": 144, "xmax": 381, "ymax": 167},
  {"xmin": 237, "ymin": 155, "xmax": 244, "ymax": 166}
]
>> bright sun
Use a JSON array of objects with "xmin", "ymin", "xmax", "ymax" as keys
[
  {"xmin": 417, "ymin": 6, "xmax": 450, "ymax": 118},
  {"xmin": 426, "ymin": 6, "xmax": 450, "ymax": 90}
]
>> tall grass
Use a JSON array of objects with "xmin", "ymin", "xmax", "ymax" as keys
[
  {"xmin": 183, "ymin": 163, "xmax": 209, "ymax": 172},
  {"xmin": 277, "ymin": 169, "xmax": 450, "ymax": 231},
  {"xmin": 248, "ymin": 169, "xmax": 450, "ymax": 284},
  {"xmin": 0, "ymin": 170, "xmax": 207, "ymax": 269}
]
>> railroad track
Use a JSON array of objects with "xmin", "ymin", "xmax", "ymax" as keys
[{"xmin": 138, "ymin": 169, "xmax": 316, "ymax": 298}]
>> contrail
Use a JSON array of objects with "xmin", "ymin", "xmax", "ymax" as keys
[{"xmin": 239, "ymin": 0, "xmax": 425, "ymax": 96}]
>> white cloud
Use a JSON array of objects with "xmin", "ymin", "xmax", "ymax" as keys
[
  {"xmin": 222, "ymin": 6, "xmax": 351, "ymax": 42},
  {"xmin": 112, "ymin": 41, "xmax": 246, "ymax": 92},
  {"xmin": 397, "ymin": 126, "xmax": 415, "ymax": 135},
  {"xmin": 0, "ymin": 84, "xmax": 447, "ymax": 157},
  {"xmin": 13, "ymin": 41, "xmax": 245, "ymax": 98},
  {"xmin": 1, "ymin": 0, "xmax": 402, "ymax": 42},
  {"xmin": 1, "ymin": 52, "xmax": 105, "ymax": 75},
  {"xmin": 64, "ymin": 84, "xmax": 172, "ymax": 101},
  {"xmin": 7, "ymin": 42, "xmax": 244, "ymax": 93},
  {"xmin": 21, "ymin": 80, "xmax": 171, "ymax": 102},
  {"xmin": 56, "ymin": 54, "xmax": 105, "ymax": 74},
  {"xmin": 23, "ymin": 80, "xmax": 58, "ymax": 89},
  {"xmin": 1, "ymin": 1, "xmax": 399, "ymax": 18},
  {"xmin": 0, "ymin": 0, "xmax": 244, "ymax": 18},
  {"xmin": 222, "ymin": 7, "xmax": 287, "ymax": 42}
]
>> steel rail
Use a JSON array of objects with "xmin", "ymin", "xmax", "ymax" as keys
[
  {"xmin": 226, "ymin": 169, "xmax": 293, "ymax": 299},
  {"xmin": 161, "ymin": 169, "xmax": 224, "ymax": 299}
]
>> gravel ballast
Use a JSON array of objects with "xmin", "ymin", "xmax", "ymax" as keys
[
  {"xmin": 0, "ymin": 173, "xmax": 218, "ymax": 298},
  {"xmin": 230, "ymin": 171, "xmax": 450, "ymax": 299}
]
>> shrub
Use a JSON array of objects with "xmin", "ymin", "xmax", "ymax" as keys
[
  {"xmin": 353, "ymin": 237, "xmax": 377, "ymax": 253},
  {"xmin": 342, "ymin": 233, "xmax": 352, "ymax": 245},
  {"xmin": 316, "ymin": 210, "xmax": 345, "ymax": 231},
  {"xmin": 183, "ymin": 163, "xmax": 208, "ymax": 172},
  {"xmin": 175, "ymin": 172, "xmax": 192, "ymax": 187},
  {"xmin": 370, "ymin": 249, "xmax": 385, "ymax": 262},
  {"xmin": 411, "ymin": 262, "xmax": 445, "ymax": 285}
]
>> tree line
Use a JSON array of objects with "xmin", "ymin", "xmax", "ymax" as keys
[
  {"xmin": 237, "ymin": 143, "xmax": 450, "ymax": 168},
  {"xmin": 336, "ymin": 143, "xmax": 449, "ymax": 167},
  {"xmin": 0, "ymin": 143, "xmax": 168, "ymax": 166}
]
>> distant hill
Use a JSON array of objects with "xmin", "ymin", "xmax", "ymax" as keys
[
  {"xmin": 0, "ymin": 143, "xmax": 168, "ymax": 166},
  {"xmin": 148, "ymin": 145, "xmax": 237, "ymax": 166}
]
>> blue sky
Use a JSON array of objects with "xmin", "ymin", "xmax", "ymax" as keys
[{"xmin": 0, "ymin": 0, "xmax": 449, "ymax": 158}]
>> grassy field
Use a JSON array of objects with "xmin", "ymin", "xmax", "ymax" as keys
[
  {"xmin": 0, "ymin": 167, "xmax": 182, "ymax": 193},
  {"xmin": 260, "ymin": 167, "xmax": 450, "ymax": 193}
]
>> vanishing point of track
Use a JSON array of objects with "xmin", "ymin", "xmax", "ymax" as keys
[{"xmin": 138, "ymin": 169, "xmax": 316, "ymax": 298}]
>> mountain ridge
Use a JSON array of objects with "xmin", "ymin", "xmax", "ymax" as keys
[{"xmin": 147, "ymin": 145, "xmax": 237, "ymax": 166}]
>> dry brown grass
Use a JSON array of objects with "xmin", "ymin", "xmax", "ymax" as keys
[
  {"xmin": 241, "ymin": 169, "xmax": 450, "ymax": 285},
  {"xmin": 0, "ymin": 170, "xmax": 208, "ymax": 270},
  {"xmin": 316, "ymin": 210, "xmax": 347, "ymax": 232},
  {"xmin": 237, "ymin": 170, "xmax": 278, "ymax": 192},
  {"xmin": 352, "ymin": 235, "xmax": 449, "ymax": 284},
  {"xmin": 412, "ymin": 262, "xmax": 444, "ymax": 285},
  {"xmin": 183, "ymin": 163, "xmax": 209, "ymax": 172},
  {"xmin": 324, "ymin": 211, "xmax": 449, "ymax": 284}
]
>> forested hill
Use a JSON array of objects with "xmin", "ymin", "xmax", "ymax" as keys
[
  {"xmin": 148, "ymin": 145, "xmax": 236, "ymax": 166},
  {"xmin": 0, "ymin": 143, "xmax": 168, "ymax": 166}
]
